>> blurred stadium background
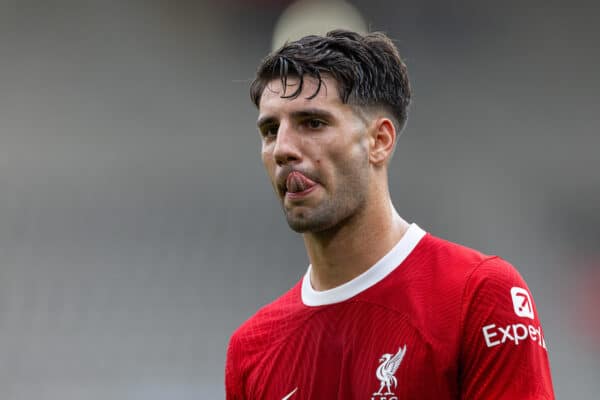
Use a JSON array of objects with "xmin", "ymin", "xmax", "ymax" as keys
[{"xmin": 0, "ymin": 0, "xmax": 598, "ymax": 398}]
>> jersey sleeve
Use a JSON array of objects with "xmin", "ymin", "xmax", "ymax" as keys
[
  {"xmin": 225, "ymin": 333, "xmax": 244, "ymax": 400},
  {"xmin": 459, "ymin": 257, "xmax": 555, "ymax": 399}
]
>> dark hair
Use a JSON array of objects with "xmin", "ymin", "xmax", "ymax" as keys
[{"xmin": 250, "ymin": 29, "xmax": 411, "ymax": 130}]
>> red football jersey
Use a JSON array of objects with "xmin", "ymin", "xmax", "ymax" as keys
[{"xmin": 225, "ymin": 224, "xmax": 555, "ymax": 399}]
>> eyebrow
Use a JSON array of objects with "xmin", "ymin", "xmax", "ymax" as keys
[{"xmin": 257, "ymin": 108, "xmax": 335, "ymax": 128}]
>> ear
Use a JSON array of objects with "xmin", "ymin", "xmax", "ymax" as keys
[{"xmin": 369, "ymin": 117, "xmax": 397, "ymax": 165}]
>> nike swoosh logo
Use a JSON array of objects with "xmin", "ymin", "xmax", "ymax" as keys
[{"xmin": 282, "ymin": 387, "xmax": 298, "ymax": 400}]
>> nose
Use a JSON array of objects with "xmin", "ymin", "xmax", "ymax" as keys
[{"xmin": 272, "ymin": 123, "xmax": 302, "ymax": 166}]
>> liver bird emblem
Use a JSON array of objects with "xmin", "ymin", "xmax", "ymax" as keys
[{"xmin": 373, "ymin": 345, "xmax": 407, "ymax": 396}]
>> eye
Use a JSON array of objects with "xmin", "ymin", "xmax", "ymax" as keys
[
  {"xmin": 260, "ymin": 124, "xmax": 279, "ymax": 139},
  {"xmin": 304, "ymin": 119, "xmax": 326, "ymax": 130}
]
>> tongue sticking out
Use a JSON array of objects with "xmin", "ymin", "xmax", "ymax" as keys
[{"xmin": 286, "ymin": 172, "xmax": 316, "ymax": 193}]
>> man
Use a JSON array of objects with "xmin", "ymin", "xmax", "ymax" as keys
[{"xmin": 226, "ymin": 30, "xmax": 554, "ymax": 399}]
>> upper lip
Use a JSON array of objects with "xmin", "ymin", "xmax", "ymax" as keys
[{"xmin": 276, "ymin": 168, "xmax": 318, "ymax": 196}]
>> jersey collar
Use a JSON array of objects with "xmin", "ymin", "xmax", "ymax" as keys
[{"xmin": 301, "ymin": 223, "xmax": 426, "ymax": 307}]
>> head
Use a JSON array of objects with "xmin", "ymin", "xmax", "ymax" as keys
[{"xmin": 251, "ymin": 30, "xmax": 411, "ymax": 233}]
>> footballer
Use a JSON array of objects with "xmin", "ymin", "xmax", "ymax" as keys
[{"xmin": 226, "ymin": 30, "xmax": 555, "ymax": 399}]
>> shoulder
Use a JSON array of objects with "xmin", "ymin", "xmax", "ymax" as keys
[
  {"xmin": 403, "ymin": 234, "xmax": 527, "ymax": 333},
  {"xmin": 463, "ymin": 255, "xmax": 530, "ymax": 305},
  {"xmin": 229, "ymin": 281, "xmax": 306, "ymax": 349},
  {"xmin": 418, "ymin": 234, "xmax": 527, "ymax": 308},
  {"xmin": 449, "ymin": 251, "xmax": 554, "ymax": 398},
  {"xmin": 460, "ymin": 255, "xmax": 540, "ymax": 327},
  {"xmin": 410, "ymin": 233, "xmax": 502, "ymax": 290},
  {"xmin": 226, "ymin": 280, "xmax": 310, "ymax": 383},
  {"xmin": 418, "ymin": 233, "xmax": 492, "ymax": 270},
  {"xmin": 418, "ymin": 233, "xmax": 531, "ymax": 286}
]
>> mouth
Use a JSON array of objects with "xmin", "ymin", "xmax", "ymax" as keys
[{"xmin": 279, "ymin": 170, "xmax": 318, "ymax": 199}]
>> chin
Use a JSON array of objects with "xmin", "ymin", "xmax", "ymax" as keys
[
  {"xmin": 283, "ymin": 201, "xmax": 356, "ymax": 233},
  {"xmin": 285, "ymin": 217, "xmax": 314, "ymax": 233},
  {"xmin": 285, "ymin": 215, "xmax": 336, "ymax": 233}
]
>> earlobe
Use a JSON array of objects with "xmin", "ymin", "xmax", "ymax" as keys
[{"xmin": 369, "ymin": 118, "xmax": 396, "ymax": 165}]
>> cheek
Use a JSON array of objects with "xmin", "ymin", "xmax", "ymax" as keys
[
  {"xmin": 334, "ymin": 123, "xmax": 369, "ymax": 159},
  {"xmin": 261, "ymin": 149, "xmax": 279, "ymax": 180},
  {"xmin": 331, "ymin": 142, "xmax": 370, "ymax": 186},
  {"xmin": 329, "ymin": 136, "xmax": 369, "ymax": 168},
  {"xmin": 348, "ymin": 136, "xmax": 371, "ymax": 170},
  {"xmin": 261, "ymin": 145, "xmax": 272, "ymax": 166},
  {"xmin": 261, "ymin": 149, "xmax": 267, "ymax": 164}
]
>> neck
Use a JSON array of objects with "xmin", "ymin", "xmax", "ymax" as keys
[{"xmin": 303, "ymin": 197, "xmax": 409, "ymax": 291}]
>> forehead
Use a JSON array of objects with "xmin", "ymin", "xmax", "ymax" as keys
[{"xmin": 258, "ymin": 76, "xmax": 344, "ymax": 114}]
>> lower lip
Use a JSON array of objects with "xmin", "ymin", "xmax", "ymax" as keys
[{"xmin": 285, "ymin": 184, "xmax": 318, "ymax": 200}]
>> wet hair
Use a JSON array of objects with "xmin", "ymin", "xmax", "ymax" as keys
[{"xmin": 250, "ymin": 29, "xmax": 411, "ymax": 131}]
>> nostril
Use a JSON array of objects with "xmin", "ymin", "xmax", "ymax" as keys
[
  {"xmin": 274, "ymin": 151, "xmax": 300, "ymax": 166},
  {"xmin": 277, "ymin": 156, "xmax": 299, "ymax": 167}
]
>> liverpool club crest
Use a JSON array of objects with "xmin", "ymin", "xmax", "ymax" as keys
[{"xmin": 371, "ymin": 345, "xmax": 407, "ymax": 400}]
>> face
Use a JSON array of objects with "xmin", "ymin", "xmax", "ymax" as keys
[{"xmin": 257, "ymin": 76, "xmax": 371, "ymax": 233}]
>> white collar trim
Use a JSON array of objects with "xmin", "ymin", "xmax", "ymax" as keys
[{"xmin": 301, "ymin": 223, "xmax": 426, "ymax": 307}]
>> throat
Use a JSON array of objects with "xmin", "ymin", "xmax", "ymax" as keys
[
  {"xmin": 305, "ymin": 233, "xmax": 376, "ymax": 291},
  {"xmin": 304, "ymin": 214, "xmax": 409, "ymax": 291},
  {"xmin": 309, "ymin": 262, "xmax": 358, "ymax": 292}
]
